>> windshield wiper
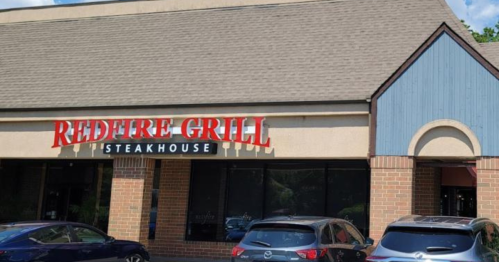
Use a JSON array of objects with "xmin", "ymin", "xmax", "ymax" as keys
[
  {"xmin": 251, "ymin": 240, "xmax": 271, "ymax": 247},
  {"xmin": 426, "ymin": 246, "xmax": 454, "ymax": 252}
]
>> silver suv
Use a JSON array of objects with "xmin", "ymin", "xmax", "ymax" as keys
[{"xmin": 368, "ymin": 215, "xmax": 499, "ymax": 262}]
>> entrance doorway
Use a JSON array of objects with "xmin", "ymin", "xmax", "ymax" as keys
[
  {"xmin": 440, "ymin": 166, "xmax": 477, "ymax": 217},
  {"xmin": 415, "ymin": 162, "xmax": 477, "ymax": 218}
]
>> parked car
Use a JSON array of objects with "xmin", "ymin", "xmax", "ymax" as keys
[
  {"xmin": 367, "ymin": 215, "xmax": 499, "ymax": 262},
  {"xmin": 231, "ymin": 216, "xmax": 374, "ymax": 261},
  {"xmin": 0, "ymin": 221, "xmax": 150, "ymax": 262}
]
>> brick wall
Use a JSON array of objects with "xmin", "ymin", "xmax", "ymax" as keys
[
  {"xmin": 108, "ymin": 157, "xmax": 155, "ymax": 245},
  {"xmin": 414, "ymin": 167, "xmax": 441, "ymax": 216},
  {"xmin": 477, "ymin": 157, "xmax": 499, "ymax": 223},
  {"xmin": 369, "ymin": 156, "xmax": 415, "ymax": 241},
  {"xmin": 149, "ymin": 160, "xmax": 234, "ymax": 259}
]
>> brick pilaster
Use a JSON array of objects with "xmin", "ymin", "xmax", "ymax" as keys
[
  {"xmin": 369, "ymin": 156, "xmax": 415, "ymax": 241},
  {"xmin": 477, "ymin": 157, "xmax": 499, "ymax": 223},
  {"xmin": 414, "ymin": 167, "xmax": 441, "ymax": 216},
  {"xmin": 149, "ymin": 160, "xmax": 234, "ymax": 259},
  {"xmin": 108, "ymin": 157, "xmax": 155, "ymax": 245}
]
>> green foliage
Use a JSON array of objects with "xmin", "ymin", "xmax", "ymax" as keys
[
  {"xmin": 462, "ymin": 20, "xmax": 499, "ymax": 43},
  {"xmin": 70, "ymin": 196, "xmax": 109, "ymax": 227}
]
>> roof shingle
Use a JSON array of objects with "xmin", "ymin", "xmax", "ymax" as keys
[{"xmin": 0, "ymin": 0, "xmax": 485, "ymax": 109}]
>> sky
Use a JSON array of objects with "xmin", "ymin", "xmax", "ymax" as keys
[
  {"xmin": 446, "ymin": 0, "xmax": 499, "ymax": 32},
  {"xmin": 0, "ymin": 0, "xmax": 498, "ymax": 33}
]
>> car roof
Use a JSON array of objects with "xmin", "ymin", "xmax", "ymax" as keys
[
  {"xmin": 387, "ymin": 215, "xmax": 491, "ymax": 232},
  {"xmin": 252, "ymin": 216, "xmax": 349, "ymax": 228},
  {"xmin": 1, "ymin": 221, "xmax": 98, "ymax": 230}
]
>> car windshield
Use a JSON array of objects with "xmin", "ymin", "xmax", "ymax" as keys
[
  {"xmin": 381, "ymin": 227, "xmax": 474, "ymax": 254},
  {"xmin": 0, "ymin": 225, "xmax": 36, "ymax": 243},
  {"xmin": 242, "ymin": 224, "xmax": 316, "ymax": 248}
]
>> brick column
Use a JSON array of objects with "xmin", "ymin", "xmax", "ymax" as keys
[
  {"xmin": 414, "ymin": 167, "xmax": 441, "ymax": 216},
  {"xmin": 477, "ymin": 157, "xmax": 499, "ymax": 223},
  {"xmin": 149, "ymin": 160, "xmax": 234, "ymax": 259},
  {"xmin": 370, "ymin": 156, "xmax": 415, "ymax": 241},
  {"xmin": 108, "ymin": 157, "xmax": 155, "ymax": 245}
]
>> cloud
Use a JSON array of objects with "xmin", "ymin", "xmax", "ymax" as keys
[
  {"xmin": 446, "ymin": 0, "xmax": 499, "ymax": 32},
  {"xmin": 0, "ymin": 0, "xmax": 55, "ymax": 9}
]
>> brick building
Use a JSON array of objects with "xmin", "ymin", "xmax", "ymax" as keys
[{"xmin": 1, "ymin": 0, "xmax": 499, "ymax": 260}]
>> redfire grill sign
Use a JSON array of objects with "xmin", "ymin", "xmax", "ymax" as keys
[{"xmin": 52, "ymin": 117, "xmax": 271, "ymax": 154}]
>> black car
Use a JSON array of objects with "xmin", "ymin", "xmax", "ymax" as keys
[
  {"xmin": 0, "ymin": 221, "xmax": 150, "ymax": 262},
  {"xmin": 231, "ymin": 216, "xmax": 374, "ymax": 262}
]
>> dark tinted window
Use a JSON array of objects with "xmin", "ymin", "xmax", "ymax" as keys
[
  {"xmin": 242, "ymin": 224, "xmax": 316, "ymax": 248},
  {"xmin": 149, "ymin": 160, "xmax": 161, "ymax": 240},
  {"xmin": 186, "ymin": 162, "xmax": 226, "ymax": 241},
  {"xmin": 381, "ymin": 228, "xmax": 474, "ymax": 253},
  {"xmin": 29, "ymin": 226, "xmax": 71, "ymax": 244},
  {"xmin": 265, "ymin": 163, "xmax": 325, "ymax": 217},
  {"xmin": 225, "ymin": 163, "xmax": 264, "ymax": 241},
  {"xmin": 327, "ymin": 168, "xmax": 369, "ymax": 236},
  {"xmin": 0, "ymin": 226, "xmax": 35, "ymax": 243},
  {"xmin": 187, "ymin": 161, "xmax": 370, "ymax": 242}
]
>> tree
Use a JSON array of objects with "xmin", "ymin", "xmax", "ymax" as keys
[{"xmin": 462, "ymin": 20, "xmax": 499, "ymax": 43}]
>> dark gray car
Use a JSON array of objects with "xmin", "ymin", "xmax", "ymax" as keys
[
  {"xmin": 231, "ymin": 216, "xmax": 374, "ymax": 262},
  {"xmin": 367, "ymin": 215, "xmax": 499, "ymax": 262}
]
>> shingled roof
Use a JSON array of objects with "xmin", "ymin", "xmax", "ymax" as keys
[
  {"xmin": 480, "ymin": 42, "xmax": 499, "ymax": 68},
  {"xmin": 0, "ymin": 0, "xmax": 484, "ymax": 110}
]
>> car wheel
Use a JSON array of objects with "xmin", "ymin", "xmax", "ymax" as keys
[{"xmin": 126, "ymin": 254, "xmax": 144, "ymax": 262}]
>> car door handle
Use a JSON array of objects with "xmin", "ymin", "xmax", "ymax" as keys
[{"xmin": 81, "ymin": 249, "xmax": 92, "ymax": 254}]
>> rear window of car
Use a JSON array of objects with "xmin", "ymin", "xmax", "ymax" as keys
[
  {"xmin": 0, "ymin": 225, "xmax": 35, "ymax": 243},
  {"xmin": 242, "ymin": 224, "xmax": 316, "ymax": 248},
  {"xmin": 381, "ymin": 227, "xmax": 474, "ymax": 254}
]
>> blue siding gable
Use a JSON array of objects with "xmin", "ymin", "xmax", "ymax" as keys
[{"xmin": 376, "ymin": 32, "xmax": 499, "ymax": 156}]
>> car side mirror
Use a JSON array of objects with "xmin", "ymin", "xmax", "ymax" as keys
[
  {"xmin": 365, "ymin": 237, "xmax": 374, "ymax": 247},
  {"xmin": 106, "ymin": 237, "xmax": 116, "ymax": 244}
]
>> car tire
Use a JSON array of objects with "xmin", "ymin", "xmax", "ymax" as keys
[{"xmin": 126, "ymin": 253, "xmax": 144, "ymax": 262}]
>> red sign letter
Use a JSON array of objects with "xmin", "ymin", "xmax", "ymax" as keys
[
  {"xmin": 154, "ymin": 119, "xmax": 172, "ymax": 139},
  {"xmin": 181, "ymin": 118, "xmax": 201, "ymax": 139},
  {"xmin": 134, "ymin": 119, "xmax": 154, "ymax": 139},
  {"xmin": 106, "ymin": 119, "xmax": 123, "ymax": 140},
  {"xmin": 234, "ymin": 117, "xmax": 252, "ymax": 144},
  {"xmin": 201, "ymin": 118, "xmax": 221, "ymax": 141},
  {"xmin": 71, "ymin": 120, "xmax": 89, "ymax": 144},
  {"xmin": 88, "ymin": 120, "xmax": 108, "ymax": 142},
  {"xmin": 52, "ymin": 121, "xmax": 72, "ymax": 148},
  {"xmin": 253, "ymin": 117, "xmax": 271, "ymax": 147}
]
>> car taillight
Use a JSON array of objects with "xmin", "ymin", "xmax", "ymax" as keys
[
  {"xmin": 296, "ymin": 248, "xmax": 327, "ymax": 260},
  {"xmin": 231, "ymin": 246, "xmax": 245, "ymax": 257},
  {"xmin": 366, "ymin": 256, "xmax": 388, "ymax": 262},
  {"xmin": 0, "ymin": 251, "xmax": 4, "ymax": 255}
]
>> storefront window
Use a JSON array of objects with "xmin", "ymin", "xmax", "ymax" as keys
[
  {"xmin": 187, "ymin": 161, "xmax": 370, "ymax": 242},
  {"xmin": 265, "ymin": 163, "xmax": 325, "ymax": 217},
  {"xmin": 148, "ymin": 160, "xmax": 161, "ymax": 240},
  {"xmin": 327, "ymin": 167, "xmax": 370, "ymax": 236},
  {"xmin": 0, "ymin": 160, "xmax": 112, "ymax": 232},
  {"xmin": 186, "ymin": 162, "xmax": 227, "ymax": 241},
  {"xmin": 0, "ymin": 161, "xmax": 43, "ymax": 222}
]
